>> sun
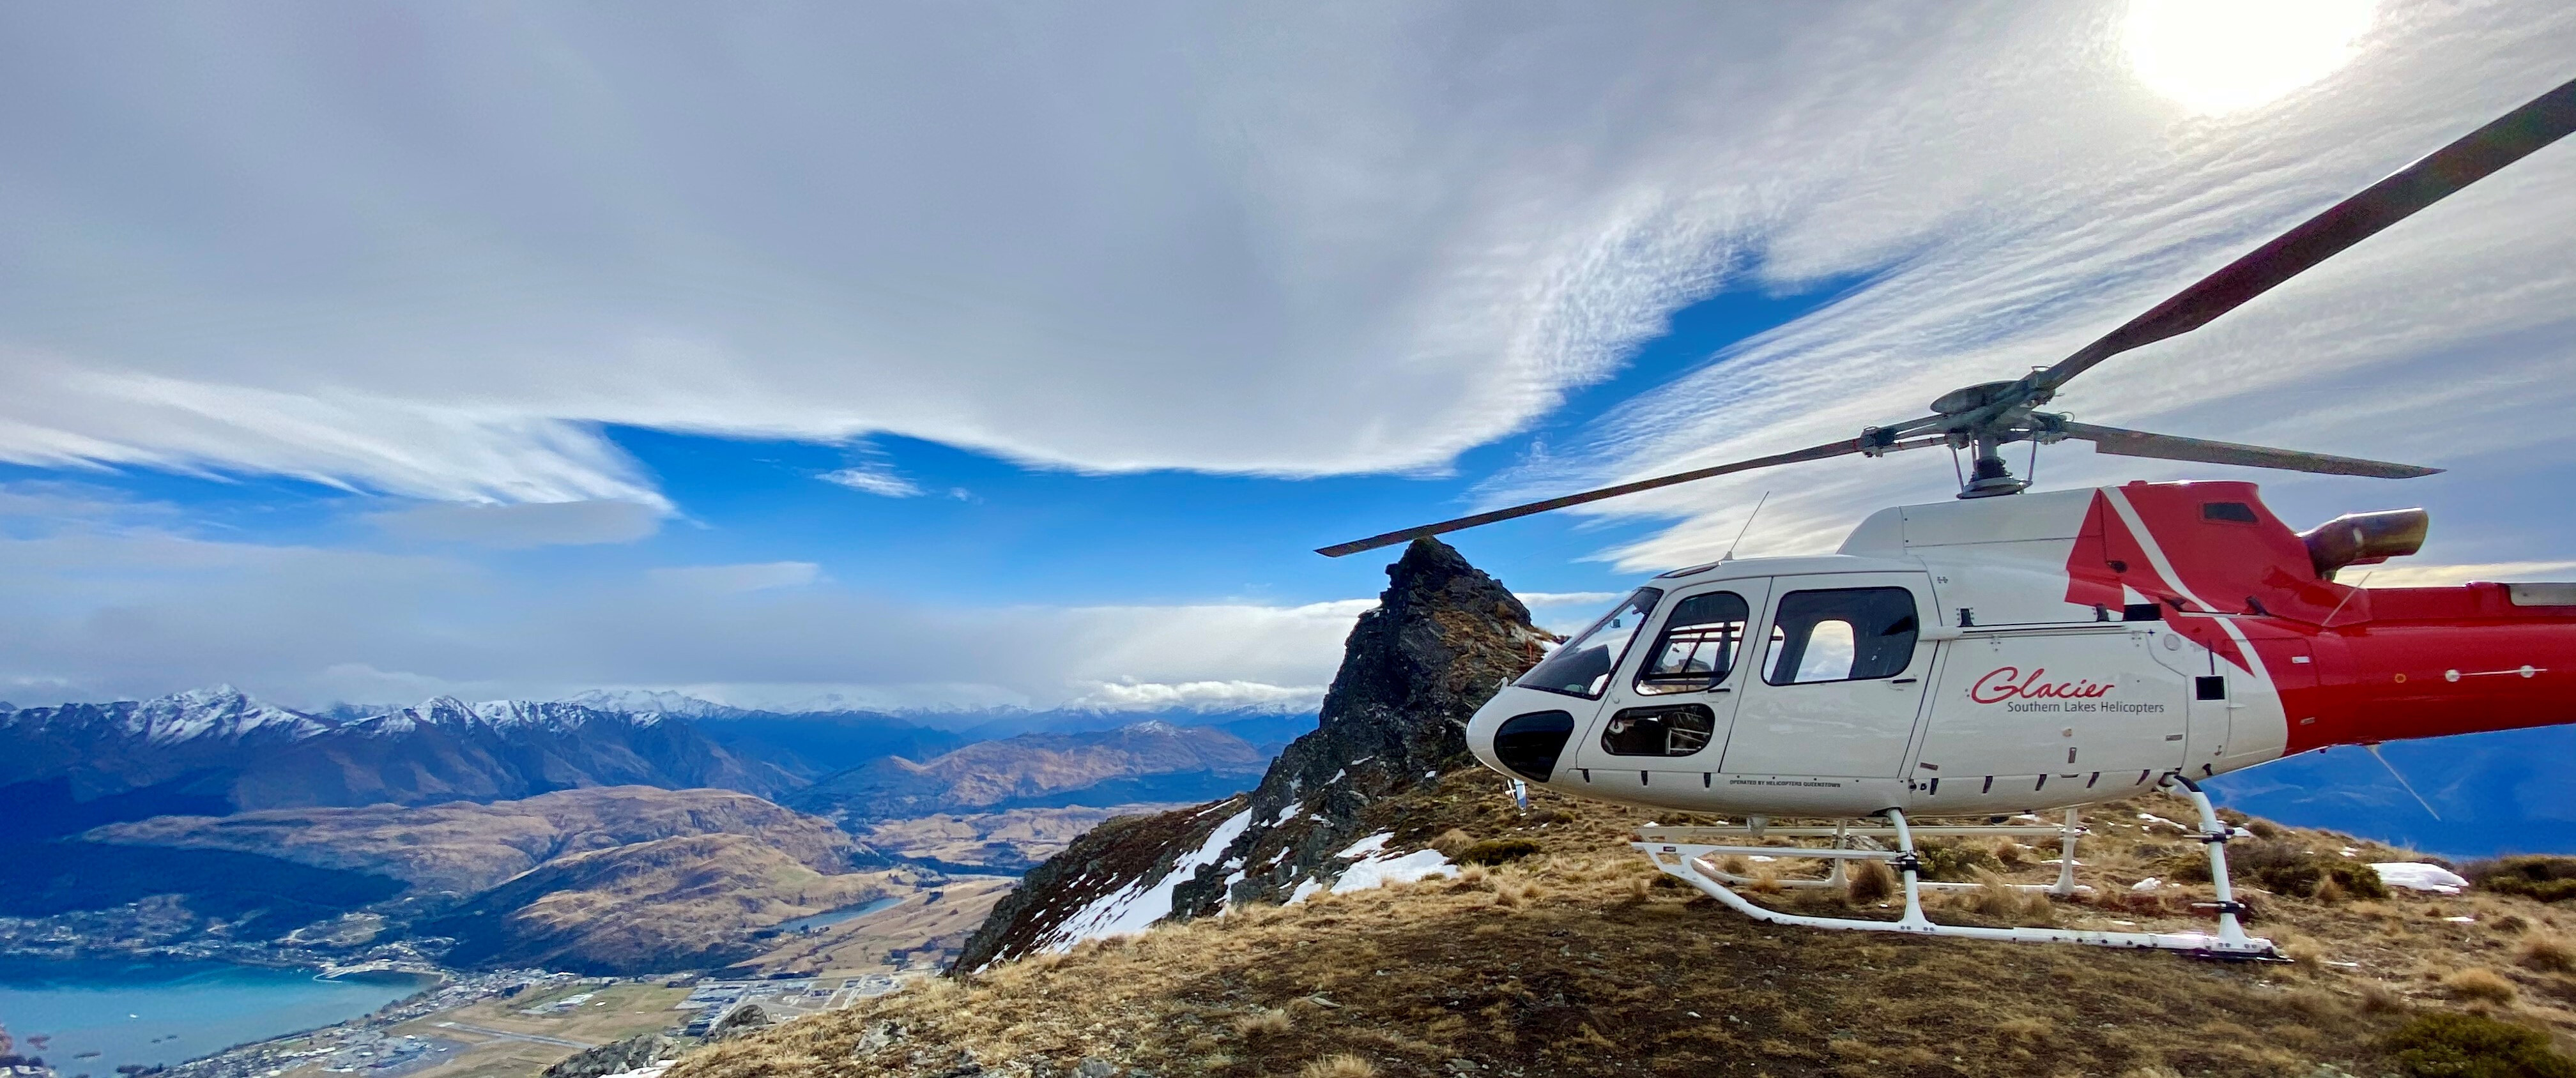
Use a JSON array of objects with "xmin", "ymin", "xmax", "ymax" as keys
[{"xmin": 2124, "ymin": 0, "xmax": 2377, "ymax": 114}]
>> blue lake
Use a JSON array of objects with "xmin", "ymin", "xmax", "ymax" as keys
[
  {"xmin": 773, "ymin": 895, "xmax": 904, "ymax": 934},
  {"xmin": 0, "ymin": 959, "xmax": 434, "ymax": 1074}
]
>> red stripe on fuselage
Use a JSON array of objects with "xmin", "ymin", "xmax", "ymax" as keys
[{"xmin": 2061, "ymin": 482, "xmax": 2576, "ymax": 754}]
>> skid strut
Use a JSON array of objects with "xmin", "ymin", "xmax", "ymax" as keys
[{"xmin": 1631, "ymin": 775, "xmax": 2280, "ymax": 959}]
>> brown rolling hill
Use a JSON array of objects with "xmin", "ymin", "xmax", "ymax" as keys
[
  {"xmin": 422, "ymin": 831, "xmax": 921, "ymax": 975},
  {"xmin": 88, "ymin": 785, "xmax": 860, "ymax": 895}
]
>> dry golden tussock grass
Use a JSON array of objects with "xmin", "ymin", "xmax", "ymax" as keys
[
  {"xmin": 1298, "ymin": 1053, "xmax": 1378, "ymax": 1078},
  {"xmin": 2518, "ymin": 932, "xmax": 2576, "ymax": 973},
  {"xmin": 2446, "ymin": 966, "xmax": 2520, "ymax": 1004},
  {"xmin": 1233, "ymin": 1007, "xmax": 1292, "ymax": 1038},
  {"xmin": 669, "ymin": 775, "xmax": 2576, "ymax": 1078}
]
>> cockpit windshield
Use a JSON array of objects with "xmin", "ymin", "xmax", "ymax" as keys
[{"xmin": 1515, "ymin": 588, "xmax": 1662, "ymax": 699}]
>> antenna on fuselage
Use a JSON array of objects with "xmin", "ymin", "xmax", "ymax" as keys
[
  {"xmin": 1721, "ymin": 491, "xmax": 1770, "ymax": 562},
  {"xmin": 2365, "ymin": 743, "xmax": 2443, "ymax": 820}
]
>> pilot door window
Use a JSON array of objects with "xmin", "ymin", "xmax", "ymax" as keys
[
  {"xmin": 1761, "ymin": 588, "xmax": 1920, "ymax": 685},
  {"xmin": 1600, "ymin": 703, "xmax": 1717, "ymax": 757},
  {"xmin": 1515, "ymin": 587, "xmax": 1663, "ymax": 699},
  {"xmin": 1634, "ymin": 591, "xmax": 1750, "ymax": 695}
]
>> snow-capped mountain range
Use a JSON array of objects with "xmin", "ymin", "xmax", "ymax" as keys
[
  {"xmin": 0, "ymin": 687, "xmax": 795, "ymax": 832},
  {"xmin": 0, "ymin": 685, "xmax": 1313, "ymax": 844},
  {"xmin": 0, "ymin": 685, "xmax": 686, "ymax": 746}
]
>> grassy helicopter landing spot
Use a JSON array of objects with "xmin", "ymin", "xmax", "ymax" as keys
[{"xmin": 671, "ymin": 771, "xmax": 2576, "ymax": 1077}]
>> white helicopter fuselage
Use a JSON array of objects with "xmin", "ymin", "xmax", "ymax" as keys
[
  {"xmin": 1467, "ymin": 489, "xmax": 2264, "ymax": 819},
  {"xmin": 1466, "ymin": 480, "xmax": 2576, "ymax": 819}
]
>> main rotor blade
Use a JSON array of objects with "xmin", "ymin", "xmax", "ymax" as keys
[
  {"xmin": 1316, "ymin": 436, "xmax": 1867, "ymax": 558},
  {"xmin": 2031, "ymin": 76, "xmax": 2576, "ymax": 395},
  {"xmin": 2060, "ymin": 421, "xmax": 2439, "ymax": 479}
]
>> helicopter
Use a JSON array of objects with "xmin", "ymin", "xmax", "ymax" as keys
[{"xmin": 1318, "ymin": 76, "xmax": 2576, "ymax": 958}]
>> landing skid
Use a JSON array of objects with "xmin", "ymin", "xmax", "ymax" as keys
[{"xmin": 1632, "ymin": 776, "xmax": 2282, "ymax": 960}]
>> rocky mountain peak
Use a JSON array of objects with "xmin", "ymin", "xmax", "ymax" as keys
[
  {"xmin": 1282, "ymin": 536, "xmax": 1545, "ymax": 796},
  {"xmin": 130, "ymin": 684, "xmax": 328, "ymax": 743},
  {"xmin": 956, "ymin": 538, "xmax": 1547, "ymax": 969}
]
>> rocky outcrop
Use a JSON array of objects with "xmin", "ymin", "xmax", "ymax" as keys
[
  {"xmin": 541, "ymin": 1033, "xmax": 676, "ymax": 1078},
  {"xmin": 955, "ymin": 538, "xmax": 1547, "ymax": 970}
]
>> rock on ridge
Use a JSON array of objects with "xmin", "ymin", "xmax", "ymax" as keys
[{"xmin": 955, "ymin": 538, "xmax": 1547, "ymax": 970}]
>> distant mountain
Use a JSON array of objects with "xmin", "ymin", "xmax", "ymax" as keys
[
  {"xmin": 563, "ymin": 688, "xmax": 758, "ymax": 719},
  {"xmin": 691, "ymin": 712, "xmax": 968, "ymax": 782},
  {"xmin": 789, "ymin": 722, "xmax": 1269, "ymax": 823},
  {"xmin": 0, "ymin": 687, "xmax": 1313, "ymax": 844},
  {"xmin": 0, "ymin": 688, "xmax": 795, "ymax": 833},
  {"xmin": 930, "ymin": 706, "xmax": 1318, "ymax": 743}
]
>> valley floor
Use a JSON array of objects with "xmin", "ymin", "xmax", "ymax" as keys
[{"xmin": 672, "ymin": 771, "xmax": 2576, "ymax": 1077}]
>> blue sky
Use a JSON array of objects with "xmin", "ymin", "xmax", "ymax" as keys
[
  {"xmin": 3, "ymin": 1, "xmax": 2573, "ymax": 722},
  {"xmin": 0, "ymin": 278, "xmax": 1858, "ymax": 711}
]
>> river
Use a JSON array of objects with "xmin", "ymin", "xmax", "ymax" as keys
[{"xmin": 0, "ymin": 959, "xmax": 435, "ymax": 1074}]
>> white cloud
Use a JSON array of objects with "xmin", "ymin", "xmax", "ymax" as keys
[
  {"xmin": 367, "ymin": 499, "xmax": 662, "ymax": 548},
  {"xmin": 2124, "ymin": 0, "xmax": 2377, "ymax": 116},
  {"xmin": 1064, "ymin": 679, "xmax": 1326, "ymax": 713},
  {"xmin": 818, "ymin": 467, "xmax": 922, "ymax": 498},
  {"xmin": 1516, "ymin": 591, "xmax": 1627, "ymax": 607},
  {"xmin": 0, "ymin": 522, "xmax": 1374, "ymax": 710},
  {"xmin": 1448, "ymin": 3, "xmax": 2576, "ymax": 572},
  {"xmin": 645, "ymin": 561, "xmax": 821, "ymax": 593},
  {"xmin": 9, "ymin": 4, "xmax": 2552, "ymax": 512}
]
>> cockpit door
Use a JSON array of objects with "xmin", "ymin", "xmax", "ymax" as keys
[
  {"xmin": 1719, "ymin": 573, "xmax": 1936, "ymax": 779},
  {"xmin": 1568, "ymin": 580, "xmax": 1772, "ymax": 791}
]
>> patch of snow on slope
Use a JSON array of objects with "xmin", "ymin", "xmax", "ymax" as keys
[
  {"xmin": 1037, "ymin": 806, "xmax": 1255, "ymax": 952},
  {"xmin": 1331, "ymin": 849, "xmax": 1455, "ymax": 894},
  {"xmin": 1337, "ymin": 833, "xmax": 1393, "ymax": 858},
  {"xmin": 1286, "ymin": 832, "xmax": 1454, "ymax": 902},
  {"xmin": 2370, "ymin": 863, "xmax": 2469, "ymax": 894}
]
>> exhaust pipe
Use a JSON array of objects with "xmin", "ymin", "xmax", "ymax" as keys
[{"xmin": 2299, "ymin": 508, "xmax": 2429, "ymax": 579}]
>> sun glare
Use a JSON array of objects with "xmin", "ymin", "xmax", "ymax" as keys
[{"xmin": 2124, "ymin": 0, "xmax": 2376, "ymax": 114}]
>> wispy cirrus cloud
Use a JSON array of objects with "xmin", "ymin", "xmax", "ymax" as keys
[
  {"xmin": 25, "ymin": 3, "xmax": 2554, "ymax": 519},
  {"xmin": 1458, "ymin": 3, "xmax": 2576, "ymax": 570}
]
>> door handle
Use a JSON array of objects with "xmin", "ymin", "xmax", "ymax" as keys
[{"xmin": 1891, "ymin": 678, "xmax": 1919, "ymax": 685}]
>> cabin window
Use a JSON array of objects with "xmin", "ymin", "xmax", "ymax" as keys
[
  {"xmin": 1634, "ymin": 590, "xmax": 1751, "ymax": 695},
  {"xmin": 1762, "ymin": 587, "xmax": 1919, "ymax": 685},
  {"xmin": 1516, "ymin": 588, "xmax": 1662, "ymax": 699},
  {"xmin": 1600, "ymin": 704, "xmax": 1717, "ymax": 757}
]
